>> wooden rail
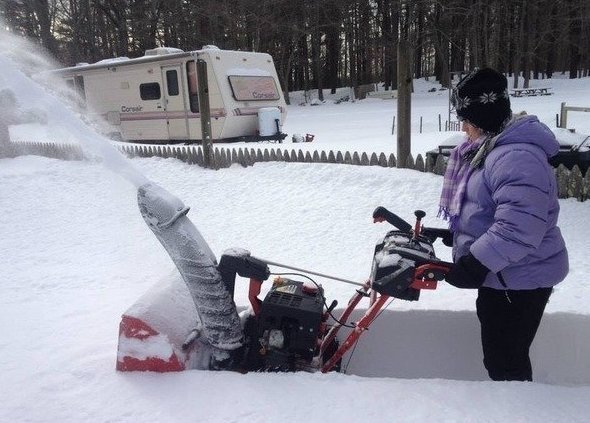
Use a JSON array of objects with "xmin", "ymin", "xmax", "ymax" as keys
[{"xmin": 560, "ymin": 102, "xmax": 590, "ymax": 129}]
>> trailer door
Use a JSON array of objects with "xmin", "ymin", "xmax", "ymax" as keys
[{"xmin": 161, "ymin": 65, "xmax": 189, "ymax": 140}]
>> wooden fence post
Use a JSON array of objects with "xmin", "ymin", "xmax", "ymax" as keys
[
  {"xmin": 369, "ymin": 153, "xmax": 378, "ymax": 166},
  {"xmin": 397, "ymin": 39, "xmax": 412, "ymax": 168},
  {"xmin": 582, "ymin": 169, "xmax": 590, "ymax": 202},
  {"xmin": 556, "ymin": 165, "xmax": 569, "ymax": 198},
  {"xmin": 361, "ymin": 152, "xmax": 369, "ymax": 165},
  {"xmin": 388, "ymin": 153, "xmax": 396, "ymax": 167},
  {"xmin": 433, "ymin": 154, "xmax": 447, "ymax": 175},
  {"xmin": 197, "ymin": 59, "xmax": 214, "ymax": 168},
  {"xmin": 559, "ymin": 102, "xmax": 566, "ymax": 129},
  {"xmin": 569, "ymin": 165, "xmax": 583, "ymax": 200},
  {"xmin": 353, "ymin": 152, "xmax": 361, "ymax": 165},
  {"xmin": 344, "ymin": 151, "xmax": 352, "ymax": 164},
  {"xmin": 415, "ymin": 154, "xmax": 425, "ymax": 172}
]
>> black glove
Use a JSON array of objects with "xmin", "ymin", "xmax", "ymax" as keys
[
  {"xmin": 421, "ymin": 228, "xmax": 453, "ymax": 247},
  {"xmin": 441, "ymin": 231, "xmax": 453, "ymax": 247},
  {"xmin": 445, "ymin": 253, "xmax": 489, "ymax": 289}
]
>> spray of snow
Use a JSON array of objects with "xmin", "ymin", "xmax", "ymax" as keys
[
  {"xmin": 0, "ymin": 30, "xmax": 149, "ymax": 188},
  {"xmin": 1, "ymin": 27, "xmax": 239, "ymax": 363}
]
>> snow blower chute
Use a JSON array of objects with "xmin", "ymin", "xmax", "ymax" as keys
[{"xmin": 116, "ymin": 184, "xmax": 452, "ymax": 373}]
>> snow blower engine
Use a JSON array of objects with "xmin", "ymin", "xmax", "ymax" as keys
[
  {"xmin": 214, "ymin": 207, "xmax": 452, "ymax": 373},
  {"xmin": 219, "ymin": 253, "xmax": 327, "ymax": 371}
]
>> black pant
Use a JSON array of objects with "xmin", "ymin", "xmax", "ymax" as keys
[{"xmin": 476, "ymin": 287, "xmax": 552, "ymax": 381}]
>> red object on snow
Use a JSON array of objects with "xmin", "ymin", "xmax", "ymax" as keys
[
  {"xmin": 116, "ymin": 276, "xmax": 202, "ymax": 372},
  {"xmin": 116, "ymin": 315, "xmax": 186, "ymax": 372}
]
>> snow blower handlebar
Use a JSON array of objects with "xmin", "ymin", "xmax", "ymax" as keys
[
  {"xmin": 372, "ymin": 206, "xmax": 451, "ymax": 244},
  {"xmin": 371, "ymin": 206, "xmax": 453, "ymax": 293},
  {"xmin": 218, "ymin": 250, "xmax": 271, "ymax": 316},
  {"xmin": 320, "ymin": 207, "xmax": 455, "ymax": 372},
  {"xmin": 372, "ymin": 206, "xmax": 412, "ymax": 232}
]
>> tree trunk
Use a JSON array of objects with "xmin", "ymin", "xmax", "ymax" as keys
[
  {"xmin": 512, "ymin": 0, "xmax": 526, "ymax": 89},
  {"xmin": 32, "ymin": 0, "xmax": 58, "ymax": 56},
  {"xmin": 568, "ymin": 0, "xmax": 582, "ymax": 79},
  {"xmin": 311, "ymin": 2, "xmax": 323, "ymax": 101},
  {"xmin": 325, "ymin": 1, "xmax": 341, "ymax": 94},
  {"xmin": 346, "ymin": 4, "xmax": 358, "ymax": 98}
]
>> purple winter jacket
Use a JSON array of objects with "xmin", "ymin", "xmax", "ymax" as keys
[{"xmin": 453, "ymin": 115, "xmax": 569, "ymax": 290}]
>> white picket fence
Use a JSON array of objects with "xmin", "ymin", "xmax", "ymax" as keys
[{"xmin": 9, "ymin": 141, "xmax": 590, "ymax": 202}]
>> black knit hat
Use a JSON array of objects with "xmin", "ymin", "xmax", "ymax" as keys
[{"xmin": 452, "ymin": 68, "xmax": 512, "ymax": 134}]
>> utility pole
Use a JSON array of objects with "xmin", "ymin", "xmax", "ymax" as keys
[
  {"xmin": 397, "ymin": 40, "xmax": 412, "ymax": 168},
  {"xmin": 196, "ymin": 59, "xmax": 213, "ymax": 168}
]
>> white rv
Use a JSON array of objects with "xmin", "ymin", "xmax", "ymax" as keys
[{"xmin": 53, "ymin": 46, "xmax": 287, "ymax": 143}]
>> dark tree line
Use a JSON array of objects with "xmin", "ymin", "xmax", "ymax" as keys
[{"xmin": 2, "ymin": 0, "xmax": 589, "ymax": 102}]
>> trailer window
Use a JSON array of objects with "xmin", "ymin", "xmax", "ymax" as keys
[
  {"xmin": 140, "ymin": 83, "xmax": 161, "ymax": 100},
  {"xmin": 66, "ymin": 76, "xmax": 86, "ymax": 100},
  {"xmin": 186, "ymin": 61, "xmax": 199, "ymax": 113},
  {"xmin": 228, "ymin": 75, "xmax": 280, "ymax": 101},
  {"xmin": 166, "ymin": 70, "xmax": 179, "ymax": 96},
  {"xmin": 75, "ymin": 76, "xmax": 86, "ymax": 100}
]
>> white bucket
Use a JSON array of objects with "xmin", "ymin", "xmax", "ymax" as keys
[{"xmin": 258, "ymin": 107, "xmax": 281, "ymax": 136}]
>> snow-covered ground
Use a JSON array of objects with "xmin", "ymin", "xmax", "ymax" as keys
[
  {"xmin": 284, "ymin": 75, "xmax": 590, "ymax": 155},
  {"xmin": 3, "ymin": 155, "xmax": 590, "ymax": 422},
  {"xmin": 2, "ymin": 35, "xmax": 590, "ymax": 421}
]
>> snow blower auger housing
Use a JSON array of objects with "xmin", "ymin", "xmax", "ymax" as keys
[{"xmin": 116, "ymin": 187, "xmax": 452, "ymax": 374}]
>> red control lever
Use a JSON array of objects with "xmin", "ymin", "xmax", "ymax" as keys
[{"xmin": 411, "ymin": 262, "xmax": 452, "ymax": 290}]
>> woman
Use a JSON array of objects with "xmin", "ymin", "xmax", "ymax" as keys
[{"xmin": 440, "ymin": 68, "xmax": 568, "ymax": 381}]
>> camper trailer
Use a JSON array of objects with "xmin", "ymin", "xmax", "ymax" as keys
[{"xmin": 53, "ymin": 46, "xmax": 287, "ymax": 143}]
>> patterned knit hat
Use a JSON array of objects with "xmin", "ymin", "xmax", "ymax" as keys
[{"xmin": 452, "ymin": 68, "xmax": 511, "ymax": 134}]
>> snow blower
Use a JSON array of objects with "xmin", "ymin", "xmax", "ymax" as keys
[{"xmin": 116, "ymin": 183, "xmax": 452, "ymax": 373}]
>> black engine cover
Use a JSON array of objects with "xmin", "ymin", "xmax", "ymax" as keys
[
  {"xmin": 244, "ymin": 278, "xmax": 324, "ymax": 371},
  {"xmin": 370, "ymin": 231, "xmax": 438, "ymax": 300}
]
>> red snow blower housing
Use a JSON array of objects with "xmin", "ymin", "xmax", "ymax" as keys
[{"xmin": 117, "ymin": 193, "xmax": 451, "ymax": 373}]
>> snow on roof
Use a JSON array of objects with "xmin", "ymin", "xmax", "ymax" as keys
[
  {"xmin": 144, "ymin": 47, "xmax": 184, "ymax": 56},
  {"xmin": 94, "ymin": 56, "xmax": 130, "ymax": 65}
]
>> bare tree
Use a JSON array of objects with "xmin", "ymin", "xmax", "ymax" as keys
[{"xmin": 2, "ymin": 0, "xmax": 587, "ymax": 90}]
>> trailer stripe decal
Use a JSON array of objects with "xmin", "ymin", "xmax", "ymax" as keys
[{"xmin": 115, "ymin": 109, "xmax": 227, "ymax": 121}]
